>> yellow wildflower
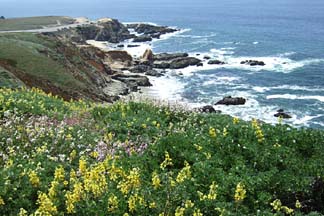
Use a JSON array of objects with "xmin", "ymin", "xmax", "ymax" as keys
[
  {"xmin": 69, "ymin": 150, "xmax": 77, "ymax": 161},
  {"xmin": 79, "ymin": 157, "xmax": 87, "ymax": 174},
  {"xmin": 176, "ymin": 161, "xmax": 191, "ymax": 183},
  {"xmin": 108, "ymin": 194, "xmax": 119, "ymax": 212},
  {"xmin": 54, "ymin": 165, "xmax": 65, "ymax": 181},
  {"xmin": 175, "ymin": 206, "xmax": 185, "ymax": 216},
  {"xmin": 270, "ymin": 199, "xmax": 282, "ymax": 211},
  {"xmin": 18, "ymin": 208, "xmax": 28, "ymax": 216},
  {"xmin": 152, "ymin": 171, "xmax": 161, "ymax": 189},
  {"xmin": 234, "ymin": 182, "xmax": 246, "ymax": 202},
  {"xmin": 209, "ymin": 127, "xmax": 217, "ymax": 138},
  {"xmin": 185, "ymin": 200, "xmax": 194, "ymax": 208},
  {"xmin": 160, "ymin": 151, "xmax": 173, "ymax": 170},
  {"xmin": 194, "ymin": 144, "xmax": 202, "ymax": 151},
  {"xmin": 233, "ymin": 117, "xmax": 240, "ymax": 124},
  {"xmin": 282, "ymin": 206, "xmax": 294, "ymax": 215},
  {"xmin": 223, "ymin": 127, "xmax": 228, "ymax": 137},
  {"xmin": 0, "ymin": 197, "xmax": 4, "ymax": 206},
  {"xmin": 193, "ymin": 208, "xmax": 203, "ymax": 216},
  {"xmin": 28, "ymin": 170, "xmax": 40, "ymax": 187},
  {"xmin": 149, "ymin": 202, "xmax": 156, "ymax": 209},
  {"xmin": 295, "ymin": 200, "xmax": 302, "ymax": 209},
  {"xmin": 48, "ymin": 180, "xmax": 59, "ymax": 198},
  {"xmin": 207, "ymin": 181, "xmax": 218, "ymax": 200},
  {"xmin": 36, "ymin": 192, "xmax": 57, "ymax": 215}
]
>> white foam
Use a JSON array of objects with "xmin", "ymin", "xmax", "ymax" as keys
[
  {"xmin": 146, "ymin": 75, "xmax": 185, "ymax": 101},
  {"xmin": 202, "ymin": 76, "xmax": 241, "ymax": 86},
  {"xmin": 181, "ymin": 49, "xmax": 324, "ymax": 75},
  {"xmin": 253, "ymin": 41, "xmax": 259, "ymax": 45},
  {"xmin": 253, "ymin": 85, "xmax": 323, "ymax": 93},
  {"xmin": 292, "ymin": 114, "xmax": 323, "ymax": 126},
  {"xmin": 252, "ymin": 86, "xmax": 271, "ymax": 93},
  {"xmin": 267, "ymin": 94, "xmax": 324, "ymax": 102}
]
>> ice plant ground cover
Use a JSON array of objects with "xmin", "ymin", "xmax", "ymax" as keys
[{"xmin": 0, "ymin": 88, "xmax": 324, "ymax": 215}]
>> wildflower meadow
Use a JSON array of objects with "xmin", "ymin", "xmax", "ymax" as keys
[{"xmin": 0, "ymin": 88, "xmax": 324, "ymax": 215}]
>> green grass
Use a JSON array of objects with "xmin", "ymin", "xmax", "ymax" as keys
[
  {"xmin": 0, "ymin": 33, "xmax": 85, "ymax": 89},
  {"xmin": 0, "ymin": 66, "xmax": 24, "ymax": 87},
  {"xmin": 0, "ymin": 88, "xmax": 324, "ymax": 215},
  {"xmin": 0, "ymin": 16, "xmax": 75, "ymax": 31}
]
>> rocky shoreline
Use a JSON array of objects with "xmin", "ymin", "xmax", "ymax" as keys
[{"xmin": 41, "ymin": 17, "xmax": 290, "ymax": 117}]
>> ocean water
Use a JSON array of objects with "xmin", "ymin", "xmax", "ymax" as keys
[{"xmin": 3, "ymin": 0, "xmax": 324, "ymax": 128}]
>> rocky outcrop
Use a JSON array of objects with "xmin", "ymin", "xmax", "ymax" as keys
[
  {"xmin": 215, "ymin": 96, "xmax": 246, "ymax": 105},
  {"xmin": 274, "ymin": 109, "xmax": 292, "ymax": 119},
  {"xmin": 53, "ymin": 18, "xmax": 134, "ymax": 44},
  {"xmin": 130, "ymin": 65, "xmax": 151, "ymax": 73},
  {"xmin": 111, "ymin": 74, "xmax": 152, "ymax": 90},
  {"xmin": 208, "ymin": 60, "xmax": 225, "ymax": 65},
  {"xmin": 196, "ymin": 105, "xmax": 221, "ymax": 113},
  {"xmin": 133, "ymin": 35, "xmax": 152, "ymax": 42},
  {"xmin": 169, "ymin": 57, "xmax": 201, "ymax": 69},
  {"xmin": 127, "ymin": 23, "xmax": 177, "ymax": 37},
  {"xmin": 0, "ymin": 16, "xmax": 5, "ymax": 19},
  {"xmin": 152, "ymin": 52, "xmax": 201, "ymax": 69},
  {"xmin": 145, "ymin": 70, "xmax": 163, "ymax": 77},
  {"xmin": 153, "ymin": 53, "xmax": 189, "ymax": 61},
  {"xmin": 240, "ymin": 60, "xmax": 265, "ymax": 66},
  {"xmin": 127, "ymin": 44, "xmax": 140, "ymax": 48},
  {"xmin": 204, "ymin": 56, "xmax": 211, "ymax": 60},
  {"xmin": 141, "ymin": 49, "xmax": 154, "ymax": 63},
  {"xmin": 105, "ymin": 50, "xmax": 133, "ymax": 69}
]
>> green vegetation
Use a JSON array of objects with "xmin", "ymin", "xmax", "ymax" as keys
[
  {"xmin": 0, "ymin": 33, "xmax": 84, "ymax": 88},
  {"xmin": 1, "ymin": 88, "xmax": 324, "ymax": 215},
  {"xmin": 0, "ymin": 16, "xmax": 74, "ymax": 31},
  {"xmin": 0, "ymin": 66, "xmax": 24, "ymax": 88}
]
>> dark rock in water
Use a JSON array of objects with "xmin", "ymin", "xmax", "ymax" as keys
[
  {"xmin": 153, "ymin": 53, "xmax": 189, "ymax": 61},
  {"xmin": 274, "ymin": 109, "xmax": 292, "ymax": 119},
  {"xmin": 127, "ymin": 44, "xmax": 140, "ymax": 48},
  {"xmin": 203, "ymin": 56, "xmax": 211, "ymax": 60},
  {"xmin": 141, "ymin": 49, "xmax": 154, "ymax": 63},
  {"xmin": 215, "ymin": 96, "xmax": 246, "ymax": 105},
  {"xmin": 117, "ymin": 44, "xmax": 125, "ymax": 48},
  {"xmin": 145, "ymin": 70, "xmax": 163, "ymax": 77},
  {"xmin": 197, "ymin": 63, "xmax": 203, "ymax": 67},
  {"xmin": 112, "ymin": 74, "xmax": 152, "ymax": 87},
  {"xmin": 169, "ymin": 57, "xmax": 201, "ymax": 69},
  {"xmin": 196, "ymin": 53, "xmax": 201, "ymax": 56},
  {"xmin": 133, "ymin": 35, "xmax": 152, "ymax": 42},
  {"xmin": 208, "ymin": 60, "xmax": 225, "ymax": 65},
  {"xmin": 240, "ymin": 60, "xmax": 265, "ymax": 66},
  {"xmin": 130, "ymin": 65, "xmax": 151, "ymax": 73},
  {"xmin": 127, "ymin": 23, "xmax": 177, "ymax": 36},
  {"xmin": 197, "ymin": 105, "xmax": 221, "ymax": 113},
  {"xmin": 153, "ymin": 62, "xmax": 171, "ymax": 69}
]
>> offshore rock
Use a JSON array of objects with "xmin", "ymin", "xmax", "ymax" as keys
[{"xmin": 215, "ymin": 96, "xmax": 246, "ymax": 105}]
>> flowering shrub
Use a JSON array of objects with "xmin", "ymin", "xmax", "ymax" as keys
[{"xmin": 1, "ymin": 88, "xmax": 324, "ymax": 215}]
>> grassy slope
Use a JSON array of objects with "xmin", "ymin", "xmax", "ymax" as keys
[
  {"xmin": 0, "ymin": 88, "xmax": 323, "ymax": 215},
  {"xmin": 0, "ymin": 33, "xmax": 85, "ymax": 88},
  {"xmin": 0, "ymin": 66, "xmax": 24, "ymax": 87},
  {"xmin": 0, "ymin": 16, "xmax": 75, "ymax": 31}
]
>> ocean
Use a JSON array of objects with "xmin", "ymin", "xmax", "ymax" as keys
[{"xmin": 3, "ymin": 0, "xmax": 324, "ymax": 128}]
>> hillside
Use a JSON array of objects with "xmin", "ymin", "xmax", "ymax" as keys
[
  {"xmin": 0, "ymin": 88, "xmax": 324, "ymax": 215},
  {"xmin": 0, "ymin": 16, "xmax": 75, "ymax": 31},
  {"xmin": 0, "ymin": 17, "xmax": 179, "ymax": 102}
]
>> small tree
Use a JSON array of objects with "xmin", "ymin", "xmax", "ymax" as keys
[{"xmin": 0, "ymin": 16, "xmax": 5, "ymax": 19}]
